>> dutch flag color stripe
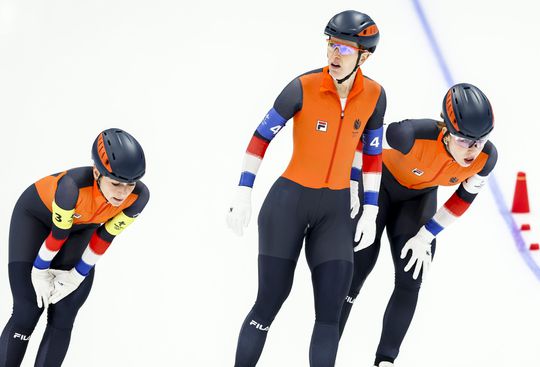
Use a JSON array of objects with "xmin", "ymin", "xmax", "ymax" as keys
[
  {"xmin": 364, "ymin": 191, "xmax": 379, "ymax": 206},
  {"xmin": 425, "ymin": 218, "xmax": 444, "ymax": 236},
  {"xmin": 444, "ymin": 193, "xmax": 471, "ymax": 217}
]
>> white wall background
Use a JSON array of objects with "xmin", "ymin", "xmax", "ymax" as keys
[{"xmin": 0, "ymin": 0, "xmax": 539, "ymax": 366}]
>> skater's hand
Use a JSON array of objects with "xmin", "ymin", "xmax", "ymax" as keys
[
  {"xmin": 354, "ymin": 205, "xmax": 378, "ymax": 251},
  {"xmin": 226, "ymin": 186, "xmax": 252, "ymax": 236},
  {"xmin": 49, "ymin": 268, "xmax": 86, "ymax": 304},
  {"xmin": 350, "ymin": 180, "xmax": 360, "ymax": 219},
  {"xmin": 400, "ymin": 227, "xmax": 435, "ymax": 280},
  {"xmin": 31, "ymin": 267, "xmax": 54, "ymax": 308}
]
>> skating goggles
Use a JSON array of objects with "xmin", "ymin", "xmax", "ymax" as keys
[
  {"xmin": 450, "ymin": 133, "xmax": 489, "ymax": 149},
  {"xmin": 327, "ymin": 39, "xmax": 362, "ymax": 56}
]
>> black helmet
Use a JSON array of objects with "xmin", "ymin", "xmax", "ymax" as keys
[
  {"xmin": 92, "ymin": 128, "xmax": 146, "ymax": 183},
  {"xmin": 324, "ymin": 10, "xmax": 379, "ymax": 53},
  {"xmin": 442, "ymin": 83, "xmax": 494, "ymax": 140}
]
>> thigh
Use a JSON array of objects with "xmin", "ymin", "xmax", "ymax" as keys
[
  {"xmin": 387, "ymin": 189, "xmax": 437, "ymax": 240},
  {"xmin": 47, "ymin": 269, "xmax": 95, "ymax": 329},
  {"xmin": 258, "ymin": 178, "xmax": 306, "ymax": 261},
  {"xmin": 387, "ymin": 189, "xmax": 438, "ymax": 274},
  {"xmin": 8, "ymin": 188, "xmax": 51, "ymax": 264},
  {"xmin": 305, "ymin": 189, "xmax": 353, "ymax": 269},
  {"xmin": 7, "ymin": 262, "xmax": 44, "ymax": 327}
]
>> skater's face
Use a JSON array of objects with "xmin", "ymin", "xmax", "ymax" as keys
[
  {"xmin": 93, "ymin": 167, "xmax": 136, "ymax": 206},
  {"xmin": 326, "ymin": 37, "xmax": 370, "ymax": 80},
  {"xmin": 444, "ymin": 131, "xmax": 486, "ymax": 167}
]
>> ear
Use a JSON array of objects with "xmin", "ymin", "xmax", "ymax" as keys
[
  {"xmin": 92, "ymin": 166, "xmax": 100, "ymax": 181},
  {"xmin": 358, "ymin": 52, "xmax": 371, "ymax": 66}
]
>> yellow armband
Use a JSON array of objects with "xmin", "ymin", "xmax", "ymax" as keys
[
  {"xmin": 104, "ymin": 211, "xmax": 136, "ymax": 236},
  {"xmin": 51, "ymin": 201, "xmax": 75, "ymax": 230}
]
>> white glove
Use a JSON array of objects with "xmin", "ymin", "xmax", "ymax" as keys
[
  {"xmin": 353, "ymin": 204, "xmax": 379, "ymax": 251},
  {"xmin": 226, "ymin": 186, "xmax": 252, "ymax": 236},
  {"xmin": 350, "ymin": 180, "xmax": 360, "ymax": 219},
  {"xmin": 400, "ymin": 226, "xmax": 435, "ymax": 280},
  {"xmin": 49, "ymin": 268, "xmax": 86, "ymax": 304},
  {"xmin": 31, "ymin": 267, "xmax": 54, "ymax": 308}
]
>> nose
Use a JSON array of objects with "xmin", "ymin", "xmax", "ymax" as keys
[
  {"xmin": 330, "ymin": 46, "xmax": 341, "ymax": 56},
  {"xmin": 117, "ymin": 184, "xmax": 132, "ymax": 197}
]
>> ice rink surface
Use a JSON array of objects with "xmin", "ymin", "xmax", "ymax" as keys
[{"xmin": 0, "ymin": 0, "xmax": 539, "ymax": 366}]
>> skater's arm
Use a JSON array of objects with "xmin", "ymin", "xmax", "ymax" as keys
[
  {"xmin": 73, "ymin": 182, "xmax": 150, "ymax": 276},
  {"xmin": 423, "ymin": 142, "xmax": 498, "ymax": 237}
]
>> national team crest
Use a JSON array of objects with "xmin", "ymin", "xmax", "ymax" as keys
[
  {"xmin": 354, "ymin": 119, "xmax": 361, "ymax": 130},
  {"xmin": 449, "ymin": 177, "xmax": 458, "ymax": 184}
]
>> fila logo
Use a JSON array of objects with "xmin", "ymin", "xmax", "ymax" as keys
[
  {"xmin": 249, "ymin": 320, "xmax": 269, "ymax": 332},
  {"xmin": 316, "ymin": 120, "xmax": 328, "ymax": 132},
  {"xmin": 412, "ymin": 168, "xmax": 424, "ymax": 176},
  {"xmin": 72, "ymin": 213, "xmax": 82, "ymax": 219},
  {"xmin": 13, "ymin": 333, "xmax": 30, "ymax": 341},
  {"xmin": 345, "ymin": 296, "xmax": 355, "ymax": 304}
]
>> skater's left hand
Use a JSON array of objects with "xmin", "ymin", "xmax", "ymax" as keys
[
  {"xmin": 353, "ymin": 204, "xmax": 378, "ymax": 251},
  {"xmin": 400, "ymin": 227, "xmax": 435, "ymax": 280},
  {"xmin": 49, "ymin": 268, "xmax": 86, "ymax": 304}
]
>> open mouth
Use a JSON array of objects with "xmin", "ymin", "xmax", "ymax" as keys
[
  {"xmin": 464, "ymin": 157, "xmax": 474, "ymax": 164},
  {"xmin": 330, "ymin": 62, "xmax": 341, "ymax": 69}
]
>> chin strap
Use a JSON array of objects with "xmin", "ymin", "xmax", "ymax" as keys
[
  {"xmin": 442, "ymin": 131, "xmax": 455, "ymax": 159},
  {"xmin": 336, "ymin": 52, "xmax": 362, "ymax": 84},
  {"xmin": 95, "ymin": 173, "xmax": 108, "ymax": 200}
]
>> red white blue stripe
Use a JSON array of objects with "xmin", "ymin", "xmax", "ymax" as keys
[
  {"xmin": 239, "ymin": 108, "xmax": 287, "ymax": 188},
  {"xmin": 358, "ymin": 127, "xmax": 383, "ymax": 206},
  {"xmin": 75, "ymin": 231, "xmax": 112, "ymax": 276},
  {"xmin": 424, "ymin": 174, "xmax": 489, "ymax": 236},
  {"xmin": 33, "ymin": 233, "xmax": 67, "ymax": 269}
]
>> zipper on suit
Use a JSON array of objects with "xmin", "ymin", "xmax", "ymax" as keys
[{"xmin": 325, "ymin": 106, "xmax": 345, "ymax": 184}]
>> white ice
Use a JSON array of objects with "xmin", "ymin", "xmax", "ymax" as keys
[{"xmin": 0, "ymin": 0, "xmax": 539, "ymax": 366}]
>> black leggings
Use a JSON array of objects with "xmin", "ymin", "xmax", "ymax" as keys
[
  {"xmin": 339, "ymin": 167, "xmax": 437, "ymax": 364},
  {"xmin": 0, "ymin": 185, "xmax": 97, "ymax": 367},
  {"xmin": 234, "ymin": 177, "xmax": 354, "ymax": 367}
]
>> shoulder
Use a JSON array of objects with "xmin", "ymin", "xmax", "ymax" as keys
[
  {"xmin": 61, "ymin": 167, "xmax": 94, "ymax": 188},
  {"xmin": 386, "ymin": 119, "xmax": 440, "ymax": 154},
  {"xmin": 298, "ymin": 67, "xmax": 325, "ymax": 80},
  {"xmin": 363, "ymin": 74, "xmax": 384, "ymax": 96},
  {"xmin": 478, "ymin": 141, "xmax": 498, "ymax": 176},
  {"xmin": 133, "ymin": 181, "xmax": 150, "ymax": 205},
  {"xmin": 122, "ymin": 180, "xmax": 150, "ymax": 217}
]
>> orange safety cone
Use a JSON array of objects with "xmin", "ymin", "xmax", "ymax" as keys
[{"xmin": 511, "ymin": 172, "xmax": 530, "ymax": 213}]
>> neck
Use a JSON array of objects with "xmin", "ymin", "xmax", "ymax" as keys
[{"xmin": 333, "ymin": 70, "xmax": 356, "ymax": 98}]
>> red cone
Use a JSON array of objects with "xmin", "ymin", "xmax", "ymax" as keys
[
  {"xmin": 511, "ymin": 172, "xmax": 530, "ymax": 213},
  {"xmin": 530, "ymin": 243, "xmax": 539, "ymax": 251}
]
